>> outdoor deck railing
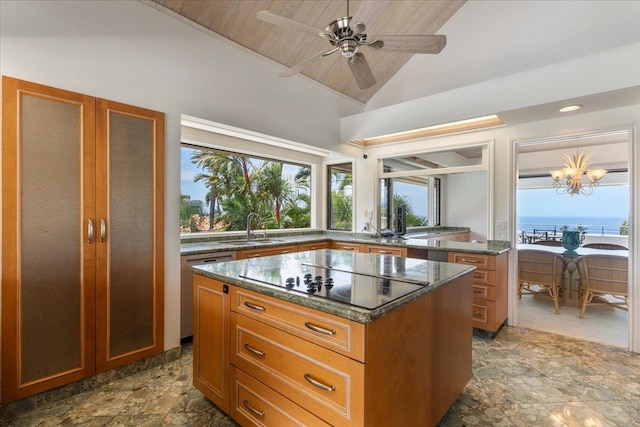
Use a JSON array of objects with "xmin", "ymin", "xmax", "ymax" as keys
[{"xmin": 518, "ymin": 223, "xmax": 628, "ymax": 237}]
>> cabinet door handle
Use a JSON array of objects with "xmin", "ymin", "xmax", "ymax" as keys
[
  {"xmin": 243, "ymin": 343, "xmax": 266, "ymax": 357},
  {"xmin": 304, "ymin": 373, "xmax": 335, "ymax": 392},
  {"xmin": 244, "ymin": 301, "xmax": 266, "ymax": 311},
  {"xmin": 100, "ymin": 219, "xmax": 106, "ymax": 243},
  {"xmin": 87, "ymin": 219, "xmax": 94, "ymax": 243},
  {"xmin": 243, "ymin": 399, "xmax": 265, "ymax": 417},
  {"xmin": 304, "ymin": 321, "xmax": 336, "ymax": 336}
]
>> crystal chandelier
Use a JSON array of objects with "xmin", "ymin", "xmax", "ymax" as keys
[{"xmin": 549, "ymin": 148, "xmax": 607, "ymax": 196}]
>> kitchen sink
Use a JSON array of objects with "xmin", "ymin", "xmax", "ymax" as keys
[{"xmin": 221, "ymin": 238, "xmax": 283, "ymax": 246}]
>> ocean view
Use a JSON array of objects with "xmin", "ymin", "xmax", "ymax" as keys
[{"xmin": 518, "ymin": 216, "xmax": 628, "ymax": 236}]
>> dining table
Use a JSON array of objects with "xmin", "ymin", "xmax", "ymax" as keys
[{"xmin": 517, "ymin": 244, "xmax": 629, "ymax": 307}]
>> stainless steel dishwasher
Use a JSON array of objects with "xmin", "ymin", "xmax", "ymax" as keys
[{"xmin": 180, "ymin": 251, "xmax": 235, "ymax": 339}]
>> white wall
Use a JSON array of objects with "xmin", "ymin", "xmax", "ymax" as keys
[
  {"xmin": 0, "ymin": 0, "xmax": 363, "ymax": 355},
  {"xmin": 1, "ymin": 0, "xmax": 639, "ymax": 362},
  {"xmin": 442, "ymin": 172, "xmax": 488, "ymax": 241},
  {"xmin": 349, "ymin": 104, "xmax": 640, "ymax": 350}
]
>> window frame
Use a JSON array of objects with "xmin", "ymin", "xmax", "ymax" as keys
[
  {"xmin": 326, "ymin": 162, "xmax": 354, "ymax": 232},
  {"xmin": 180, "ymin": 140, "xmax": 322, "ymax": 239}
]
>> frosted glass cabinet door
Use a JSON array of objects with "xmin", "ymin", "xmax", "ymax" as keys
[
  {"xmin": 95, "ymin": 100, "xmax": 164, "ymax": 372},
  {"xmin": 1, "ymin": 77, "xmax": 97, "ymax": 402}
]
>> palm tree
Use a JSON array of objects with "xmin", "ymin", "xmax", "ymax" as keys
[
  {"xmin": 392, "ymin": 194, "xmax": 427, "ymax": 227},
  {"xmin": 180, "ymin": 195, "xmax": 205, "ymax": 232},
  {"xmin": 191, "ymin": 151, "xmax": 236, "ymax": 229},
  {"xmin": 282, "ymin": 193, "xmax": 311, "ymax": 228},
  {"xmin": 258, "ymin": 162, "xmax": 292, "ymax": 227}
]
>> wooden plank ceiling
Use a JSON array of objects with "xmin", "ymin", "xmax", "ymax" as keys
[{"xmin": 152, "ymin": 0, "xmax": 465, "ymax": 104}]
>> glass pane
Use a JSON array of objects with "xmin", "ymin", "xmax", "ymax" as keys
[
  {"xmin": 108, "ymin": 112, "xmax": 154, "ymax": 356},
  {"xmin": 328, "ymin": 163, "xmax": 353, "ymax": 231},
  {"xmin": 382, "ymin": 146, "xmax": 483, "ymax": 172},
  {"xmin": 180, "ymin": 146, "xmax": 311, "ymax": 233},
  {"xmin": 379, "ymin": 177, "xmax": 429, "ymax": 232},
  {"xmin": 20, "ymin": 94, "xmax": 81, "ymax": 383}
]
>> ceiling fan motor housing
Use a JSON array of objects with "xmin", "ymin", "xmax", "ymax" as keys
[{"xmin": 326, "ymin": 16, "xmax": 367, "ymax": 57}]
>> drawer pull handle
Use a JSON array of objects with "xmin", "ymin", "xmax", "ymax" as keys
[
  {"xmin": 473, "ymin": 311, "xmax": 482, "ymax": 316},
  {"xmin": 473, "ymin": 274, "xmax": 483, "ymax": 278},
  {"xmin": 243, "ymin": 399, "xmax": 265, "ymax": 417},
  {"xmin": 304, "ymin": 321, "xmax": 336, "ymax": 336},
  {"xmin": 462, "ymin": 258, "xmax": 481, "ymax": 263},
  {"xmin": 379, "ymin": 250, "xmax": 390, "ymax": 254},
  {"xmin": 304, "ymin": 373, "xmax": 335, "ymax": 392},
  {"xmin": 244, "ymin": 301, "xmax": 266, "ymax": 311},
  {"xmin": 473, "ymin": 289, "xmax": 483, "ymax": 294},
  {"xmin": 244, "ymin": 343, "xmax": 266, "ymax": 357},
  {"xmin": 341, "ymin": 247, "xmax": 355, "ymax": 251}
]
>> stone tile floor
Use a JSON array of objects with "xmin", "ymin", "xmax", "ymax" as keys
[{"xmin": 2, "ymin": 326, "xmax": 639, "ymax": 426}]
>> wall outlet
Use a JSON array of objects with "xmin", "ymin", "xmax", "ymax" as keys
[{"xmin": 363, "ymin": 221, "xmax": 370, "ymax": 232}]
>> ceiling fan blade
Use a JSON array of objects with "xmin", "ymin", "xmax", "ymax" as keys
[
  {"xmin": 351, "ymin": 0, "xmax": 391, "ymax": 35},
  {"xmin": 374, "ymin": 35, "xmax": 447, "ymax": 54},
  {"xmin": 280, "ymin": 48, "xmax": 339, "ymax": 77},
  {"xmin": 348, "ymin": 53, "xmax": 376, "ymax": 90},
  {"xmin": 256, "ymin": 11, "xmax": 324, "ymax": 37}
]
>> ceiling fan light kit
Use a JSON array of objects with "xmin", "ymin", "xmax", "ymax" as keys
[{"xmin": 256, "ymin": 1, "xmax": 447, "ymax": 90}]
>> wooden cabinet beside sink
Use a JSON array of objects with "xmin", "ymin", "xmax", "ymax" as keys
[{"xmin": 448, "ymin": 251, "xmax": 508, "ymax": 332}]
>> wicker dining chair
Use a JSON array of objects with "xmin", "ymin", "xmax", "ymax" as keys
[
  {"xmin": 582, "ymin": 243, "xmax": 628, "ymax": 250},
  {"xmin": 531, "ymin": 240, "xmax": 563, "ymax": 247},
  {"xmin": 518, "ymin": 250, "xmax": 566, "ymax": 314},
  {"xmin": 576, "ymin": 254, "xmax": 628, "ymax": 319}
]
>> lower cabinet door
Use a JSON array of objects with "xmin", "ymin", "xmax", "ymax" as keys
[{"xmin": 230, "ymin": 367, "xmax": 332, "ymax": 427}]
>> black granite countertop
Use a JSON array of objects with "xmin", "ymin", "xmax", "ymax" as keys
[
  {"xmin": 191, "ymin": 249, "xmax": 475, "ymax": 323},
  {"xmin": 181, "ymin": 229, "xmax": 511, "ymax": 257}
]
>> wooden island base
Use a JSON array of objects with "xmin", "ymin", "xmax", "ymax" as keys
[{"xmin": 193, "ymin": 272, "xmax": 473, "ymax": 427}]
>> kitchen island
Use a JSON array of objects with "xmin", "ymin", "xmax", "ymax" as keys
[{"xmin": 191, "ymin": 249, "xmax": 475, "ymax": 427}]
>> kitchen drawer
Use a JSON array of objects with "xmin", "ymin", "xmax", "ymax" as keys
[
  {"xmin": 231, "ymin": 288, "xmax": 365, "ymax": 362},
  {"xmin": 470, "ymin": 270, "xmax": 496, "ymax": 286},
  {"xmin": 298, "ymin": 241, "xmax": 329, "ymax": 251},
  {"xmin": 363, "ymin": 245, "xmax": 406, "ymax": 257},
  {"xmin": 238, "ymin": 245, "xmax": 297, "ymax": 259},
  {"xmin": 472, "ymin": 283, "xmax": 496, "ymax": 301},
  {"xmin": 230, "ymin": 367, "xmax": 332, "ymax": 427},
  {"xmin": 449, "ymin": 252, "xmax": 495, "ymax": 270},
  {"xmin": 472, "ymin": 298, "xmax": 496, "ymax": 329},
  {"xmin": 231, "ymin": 313, "xmax": 365, "ymax": 427},
  {"xmin": 329, "ymin": 241, "xmax": 362, "ymax": 252}
]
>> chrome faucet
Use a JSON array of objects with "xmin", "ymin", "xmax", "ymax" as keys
[{"xmin": 246, "ymin": 212, "xmax": 261, "ymax": 241}]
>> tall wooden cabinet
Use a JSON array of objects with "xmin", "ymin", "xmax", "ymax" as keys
[{"xmin": 1, "ymin": 77, "xmax": 164, "ymax": 402}]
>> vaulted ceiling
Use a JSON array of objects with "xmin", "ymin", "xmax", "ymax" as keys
[{"xmin": 150, "ymin": 0, "xmax": 465, "ymax": 104}]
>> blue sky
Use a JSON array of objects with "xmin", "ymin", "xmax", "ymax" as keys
[{"xmin": 518, "ymin": 186, "xmax": 629, "ymax": 218}]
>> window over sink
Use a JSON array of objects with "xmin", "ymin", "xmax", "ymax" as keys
[{"xmin": 181, "ymin": 144, "xmax": 312, "ymax": 234}]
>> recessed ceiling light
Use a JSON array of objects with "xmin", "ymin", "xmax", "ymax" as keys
[{"xmin": 559, "ymin": 105, "xmax": 582, "ymax": 113}]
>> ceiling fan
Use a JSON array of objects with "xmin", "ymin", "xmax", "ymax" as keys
[{"xmin": 256, "ymin": 0, "xmax": 447, "ymax": 90}]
